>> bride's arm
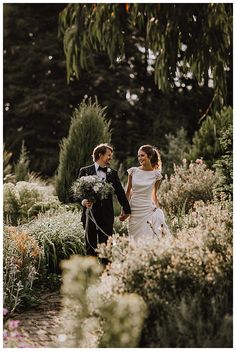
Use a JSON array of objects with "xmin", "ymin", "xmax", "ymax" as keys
[
  {"xmin": 152, "ymin": 179, "xmax": 161, "ymax": 207},
  {"xmin": 125, "ymin": 174, "xmax": 132, "ymax": 201}
]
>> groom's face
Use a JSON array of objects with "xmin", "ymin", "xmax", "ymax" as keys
[{"xmin": 99, "ymin": 148, "xmax": 113, "ymax": 166}]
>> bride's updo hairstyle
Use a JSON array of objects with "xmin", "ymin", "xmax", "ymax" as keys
[{"xmin": 139, "ymin": 144, "xmax": 162, "ymax": 170}]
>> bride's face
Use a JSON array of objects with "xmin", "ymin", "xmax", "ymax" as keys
[{"xmin": 138, "ymin": 150, "xmax": 151, "ymax": 167}]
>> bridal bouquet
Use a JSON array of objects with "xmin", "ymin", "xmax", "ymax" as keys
[{"xmin": 71, "ymin": 175, "xmax": 115, "ymax": 202}]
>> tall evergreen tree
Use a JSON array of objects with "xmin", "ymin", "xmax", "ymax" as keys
[{"xmin": 55, "ymin": 99, "xmax": 111, "ymax": 203}]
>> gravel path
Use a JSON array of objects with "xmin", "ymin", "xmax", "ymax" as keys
[{"xmin": 8, "ymin": 291, "xmax": 63, "ymax": 348}]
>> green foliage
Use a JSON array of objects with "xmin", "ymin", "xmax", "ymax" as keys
[
  {"xmin": 155, "ymin": 295, "xmax": 232, "ymax": 347},
  {"xmin": 3, "ymin": 226, "xmax": 42, "ymax": 312},
  {"xmin": 27, "ymin": 200, "xmax": 60, "ymax": 219},
  {"xmin": 22, "ymin": 207, "xmax": 86, "ymax": 273},
  {"xmin": 159, "ymin": 160, "xmax": 220, "ymax": 219},
  {"xmin": 214, "ymin": 123, "xmax": 233, "ymax": 197},
  {"xmin": 55, "ymin": 99, "xmax": 111, "ymax": 203},
  {"xmin": 14, "ymin": 140, "xmax": 30, "ymax": 182},
  {"xmin": 3, "ymin": 181, "xmax": 56, "ymax": 225},
  {"xmin": 189, "ymin": 106, "xmax": 233, "ymax": 167},
  {"xmin": 59, "ymin": 3, "xmax": 232, "ymax": 103},
  {"xmin": 96, "ymin": 198, "xmax": 232, "ymax": 347},
  {"xmin": 5, "ymin": 4, "xmax": 228, "ymax": 177},
  {"xmin": 162, "ymin": 127, "xmax": 191, "ymax": 175}
]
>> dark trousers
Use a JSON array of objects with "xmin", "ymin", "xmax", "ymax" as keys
[{"xmin": 83, "ymin": 218, "xmax": 112, "ymax": 256}]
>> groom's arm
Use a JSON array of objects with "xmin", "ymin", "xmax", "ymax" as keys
[{"xmin": 112, "ymin": 171, "xmax": 131, "ymax": 215}]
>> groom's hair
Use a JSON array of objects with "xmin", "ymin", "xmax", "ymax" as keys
[{"xmin": 92, "ymin": 143, "xmax": 113, "ymax": 162}]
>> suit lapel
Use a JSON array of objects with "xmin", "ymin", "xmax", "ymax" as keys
[{"xmin": 90, "ymin": 164, "xmax": 96, "ymax": 175}]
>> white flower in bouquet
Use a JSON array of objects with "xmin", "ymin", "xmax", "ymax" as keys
[{"xmin": 71, "ymin": 175, "xmax": 115, "ymax": 202}]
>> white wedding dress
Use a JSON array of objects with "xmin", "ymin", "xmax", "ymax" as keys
[{"xmin": 127, "ymin": 167, "xmax": 169, "ymax": 242}]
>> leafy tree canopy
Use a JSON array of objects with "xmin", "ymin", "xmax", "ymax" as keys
[{"xmin": 59, "ymin": 3, "xmax": 232, "ymax": 105}]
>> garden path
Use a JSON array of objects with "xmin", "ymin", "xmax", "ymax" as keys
[{"xmin": 11, "ymin": 291, "xmax": 63, "ymax": 348}]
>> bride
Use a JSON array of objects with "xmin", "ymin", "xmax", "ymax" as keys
[{"xmin": 120, "ymin": 144, "xmax": 169, "ymax": 242}]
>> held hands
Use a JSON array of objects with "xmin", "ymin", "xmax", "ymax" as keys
[
  {"xmin": 119, "ymin": 210, "xmax": 130, "ymax": 222},
  {"xmin": 82, "ymin": 199, "xmax": 93, "ymax": 208}
]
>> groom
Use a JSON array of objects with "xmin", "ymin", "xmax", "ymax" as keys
[{"xmin": 77, "ymin": 143, "xmax": 131, "ymax": 256}]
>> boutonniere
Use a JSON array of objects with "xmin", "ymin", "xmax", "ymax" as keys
[{"xmin": 107, "ymin": 168, "xmax": 112, "ymax": 175}]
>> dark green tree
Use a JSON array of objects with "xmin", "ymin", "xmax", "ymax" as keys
[
  {"xmin": 214, "ymin": 123, "xmax": 233, "ymax": 197},
  {"xmin": 188, "ymin": 106, "xmax": 233, "ymax": 167},
  {"xmin": 162, "ymin": 128, "xmax": 191, "ymax": 176},
  {"xmin": 4, "ymin": 4, "xmax": 232, "ymax": 177},
  {"xmin": 55, "ymin": 99, "xmax": 111, "ymax": 203}
]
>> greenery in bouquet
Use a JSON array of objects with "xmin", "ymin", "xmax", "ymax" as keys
[{"xmin": 71, "ymin": 175, "xmax": 114, "ymax": 202}]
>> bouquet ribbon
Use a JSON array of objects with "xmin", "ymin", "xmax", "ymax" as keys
[{"xmin": 85, "ymin": 206, "xmax": 124, "ymax": 256}]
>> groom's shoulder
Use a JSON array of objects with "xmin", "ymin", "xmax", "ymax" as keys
[
  {"xmin": 78, "ymin": 164, "xmax": 94, "ymax": 175},
  {"xmin": 80, "ymin": 164, "xmax": 94, "ymax": 171}
]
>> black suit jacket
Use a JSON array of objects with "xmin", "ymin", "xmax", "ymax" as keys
[{"xmin": 77, "ymin": 164, "xmax": 131, "ymax": 229}]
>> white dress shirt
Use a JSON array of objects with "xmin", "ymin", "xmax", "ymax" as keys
[{"xmin": 95, "ymin": 162, "xmax": 107, "ymax": 181}]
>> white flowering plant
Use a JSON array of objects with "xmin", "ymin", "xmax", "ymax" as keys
[{"xmin": 71, "ymin": 175, "xmax": 115, "ymax": 203}]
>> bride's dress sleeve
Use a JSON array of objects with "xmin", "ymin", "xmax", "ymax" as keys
[
  {"xmin": 127, "ymin": 167, "xmax": 135, "ymax": 175},
  {"xmin": 155, "ymin": 170, "xmax": 163, "ymax": 180}
]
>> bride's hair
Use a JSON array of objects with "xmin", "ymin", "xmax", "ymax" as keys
[{"xmin": 139, "ymin": 144, "xmax": 162, "ymax": 170}]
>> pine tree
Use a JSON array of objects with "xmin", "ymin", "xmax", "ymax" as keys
[{"xmin": 55, "ymin": 99, "xmax": 111, "ymax": 203}]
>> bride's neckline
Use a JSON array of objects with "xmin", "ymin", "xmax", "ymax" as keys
[{"xmin": 137, "ymin": 167, "xmax": 155, "ymax": 172}]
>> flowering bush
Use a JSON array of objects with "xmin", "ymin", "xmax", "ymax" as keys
[
  {"xmin": 3, "ymin": 226, "xmax": 42, "ymax": 312},
  {"xmin": 159, "ymin": 159, "xmax": 220, "ymax": 217},
  {"xmin": 59, "ymin": 255, "xmax": 147, "ymax": 348},
  {"xmin": 71, "ymin": 175, "xmax": 114, "ymax": 202},
  {"xmin": 95, "ymin": 198, "xmax": 232, "ymax": 347},
  {"xmin": 22, "ymin": 207, "xmax": 86, "ymax": 273},
  {"xmin": 113, "ymin": 216, "xmax": 128, "ymax": 236}
]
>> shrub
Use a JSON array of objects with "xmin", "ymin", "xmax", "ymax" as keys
[
  {"xmin": 3, "ymin": 181, "xmax": 56, "ymax": 225},
  {"xmin": 214, "ymin": 123, "xmax": 233, "ymax": 197},
  {"xmin": 27, "ymin": 199, "xmax": 60, "ymax": 219},
  {"xmin": 189, "ymin": 106, "xmax": 233, "ymax": 167},
  {"xmin": 162, "ymin": 127, "xmax": 191, "ymax": 175},
  {"xmin": 3, "ymin": 226, "xmax": 42, "ymax": 312},
  {"xmin": 55, "ymin": 98, "xmax": 112, "ymax": 203},
  {"xmin": 98, "ymin": 293, "xmax": 147, "ymax": 347},
  {"xmin": 113, "ymin": 216, "xmax": 128, "ymax": 236},
  {"xmin": 59, "ymin": 255, "xmax": 147, "ymax": 348},
  {"xmin": 154, "ymin": 295, "xmax": 232, "ymax": 347},
  {"xmin": 22, "ymin": 207, "xmax": 86, "ymax": 273},
  {"xmin": 96, "ymin": 198, "xmax": 232, "ymax": 347},
  {"xmin": 14, "ymin": 140, "xmax": 30, "ymax": 182},
  {"xmin": 159, "ymin": 159, "xmax": 220, "ymax": 218}
]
